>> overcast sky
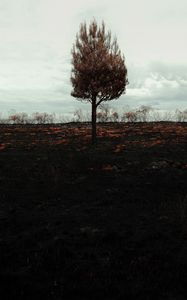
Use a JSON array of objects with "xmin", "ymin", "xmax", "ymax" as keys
[{"xmin": 0, "ymin": 0, "xmax": 187, "ymax": 116}]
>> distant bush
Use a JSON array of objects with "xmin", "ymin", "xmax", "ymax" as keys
[
  {"xmin": 175, "ymin": 109, "xmax": 187, "ymax": 122},
  {"xmin": 110, "ymin": 111, "xmax": 119, "ymax": 122},
  {"xmin": 8, "ymin": 113, "xmax": 29, "ymax": 124},
  {"xmin": 73, "ymin": 109, "xmax": 84, "ymax": 122},
  {"xmin": 120, "ymin": 106, "xmax": 152, "ymax": 122},
  {"xmin": 122, "ymin": 111, "xmax": 138, "ymax": 122},
  {"xmin": 72, "ymin": 109, "xmax": 91, "ymax": 122},
  {"xmin": 136, "ymin": 105, "xmax": 152, "ymax": 122},
  {"xmin": 31, "ymin": 112, "xmax": 55, "ymax": 124},
  {"xmin": 97, "ymin": 104, "xmax": 110, "ymax": 122}
]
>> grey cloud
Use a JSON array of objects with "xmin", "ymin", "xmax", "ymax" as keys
[
  {"xmin": 149, "ymin": 62, "xmax": 187, "ymax": 81},
  {"xmin": 0, "ymin": 0, "xmax": 186, "ymax": 115},
  {"xmin": 122, "ymin": 62, "xmax": 187, "ymax": 110},
  {"xmin": 1, "ymin": 61, "xmax": 186, "ymax": 115}
]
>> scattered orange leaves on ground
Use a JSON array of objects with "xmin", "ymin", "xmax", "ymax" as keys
[
  {"xmin": 0, "ymin": 144, "xmax": 6, "ymax": 150},
  {"xmin": 102, "ymin": 164, "xmax": 114, "ymax": 171},
  {"xmin": 52, "ymin": 139, "xmax": 68, "ymax": 145},
  {"xmin": 114, "ymin": 144, "xmax": 126, "ymax": 153},
  {"xmin": 0, "ymin": 123, "xmax": 186, "ymax": 150},
  {"xmin": 148, "ymin": 139, "xmax": 163, "ymax": 147}
]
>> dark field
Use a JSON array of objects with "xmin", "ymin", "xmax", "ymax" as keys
[{"xmin": 0, "ymin": 122, "xmax": 187, "ymax": 299}]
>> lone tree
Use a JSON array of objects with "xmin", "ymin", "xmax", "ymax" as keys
[{"xmin": 71, "ymin": 20, "xmax": 128, "ymax": 143}]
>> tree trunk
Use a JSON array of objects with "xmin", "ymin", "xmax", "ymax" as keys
[{"xmin": 91, "ymin": 98, "xmax": 97, "ymax": 144}]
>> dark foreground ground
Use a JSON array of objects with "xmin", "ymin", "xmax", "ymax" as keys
[{"xmin": 0, "ymin": 122, "xmax": 187, "ymax": 300}]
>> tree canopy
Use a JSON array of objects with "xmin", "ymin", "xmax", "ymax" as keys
[{"xmin": 71, "ymin": 20, "xmax": 128, "ymax": 143}]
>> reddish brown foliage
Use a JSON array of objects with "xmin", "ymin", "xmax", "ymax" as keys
[{"xmin": 71, "ymin": 20, "xmax": 128, "ymax": 143}]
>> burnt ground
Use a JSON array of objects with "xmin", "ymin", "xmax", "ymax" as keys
[{"xmin": 0, "ymin": 122, "xmax": 187, "ymax": 300}]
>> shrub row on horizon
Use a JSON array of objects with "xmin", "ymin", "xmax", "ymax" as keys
[{"xmin": 0, "ymin": 105, "xmax": 187, "ymax": 124}]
